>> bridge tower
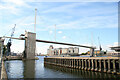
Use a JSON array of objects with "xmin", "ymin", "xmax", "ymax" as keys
[{"xmin": 24, "ymin": 32, "xmax": 36, "ymax": 59}]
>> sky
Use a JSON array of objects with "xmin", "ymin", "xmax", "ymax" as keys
[{"xmin": 0, "ymin": 0, "xmax": 119, "ymax": 54}]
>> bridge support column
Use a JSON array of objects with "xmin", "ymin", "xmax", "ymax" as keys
[{"xmin": 24, "ymin": 32, "xmax": 36, "ymax": 59}]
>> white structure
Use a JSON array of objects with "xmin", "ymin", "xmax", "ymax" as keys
[
  {"xmin": 107, "ymin": 46, "xmax": 120, "ymax": 57},
  {"xmin": 47, "ymin": 45, "xmax": 79, "ymax": 56}
]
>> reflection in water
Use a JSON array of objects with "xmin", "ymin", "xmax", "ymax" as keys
[
  {"xmin": 44, "ymin": 64, "xmax": 120, "ymax": 79},
  {"xmin": 5, "ymin": 60, "xmax": 24, "ymax": 78},
  {"xmin": 23, "ymin": 60, "xmax": 35, "ymax": 78}
]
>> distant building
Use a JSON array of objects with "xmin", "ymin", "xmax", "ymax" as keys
[
  {"xmin": 107, "ymin": 46, "xmax": 120, "ymax": 57},
  {"xmin": 47, "ymin": 45, "xmax": 79, "ymax": 56},
  {"xmin": 86, "ymin": 50, "xmax": 105, "ymax": 56}
]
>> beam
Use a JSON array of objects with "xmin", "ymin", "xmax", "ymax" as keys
[
  {"xmin": 3, "ymin": 36, "xmax": 96, "ymax": 49},
  {"xmin": 36, "ymin": 39, "xmax": 96, "ymax": 49},
  {"xmin": 3, "ymin": 36, "xmax": 25, "ymax": 40}
]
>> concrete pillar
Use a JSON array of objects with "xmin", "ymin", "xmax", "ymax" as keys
[
  {"xmin": 74, "ymin": 59, "xmax": 76, "ymax": 68},
  {"xmin": 85, "ymin": 59, "xmax": 87, "ymax": 70},
  {"xmin": 77, "ymin": 59, "xmax": 79, "ymax": 69},
  {"xmin": 60, "ymin": 59, "xmax": 62, "ymax": 66},
  {"xmin": 103, "ymin": 60, "xmax": 107, "ymax": 72},
  {"xmin": 79, "ymin": 59, "xmax": 81, "ymax": 69},
  {"xmin": 112, "ymin": 59, "xmax": 116, "ymax": 73},
  {"xmin": 107, "ymin": 59, "xmax": 111, "ymax": 73},
  {"xmin": 118, "ymin": 59, "xmax": 120, "ymax": 74},
  {"xmin": 95, "ymin": 60, "xmax": 98, "ymax": 71},
  {"xmin": 70, "ymin": 59, "xmax": 71, "ymax": 67},
  {"xmin": 98, "ymin": 60, "xmax": 102, "ymax": 72},
  {"xmin": 24, "ymin": 32, "xmax": 36, "ymax": 59},
  {"xmin": 88, "ymin": 60, "xmax": 91, "ymax": 70},
  {"xmin": 72, "ymin": 59, "xmax": 74, "ymax": 68},
  {"xmin": 82, "ymin": 59, "xmax": 84, "ymax": 69},
  {"xmin": 91, "ymin": 59, "xmax": 94, "ymax": 71}
]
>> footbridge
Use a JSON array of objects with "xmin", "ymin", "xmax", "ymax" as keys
[{"xmin": 0, "ymin": 31, "xmax": 96, "ymax": 59}]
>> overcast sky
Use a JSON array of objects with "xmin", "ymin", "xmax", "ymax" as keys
[{"xmin": 0, "ymin": 0, "xmax": 119, "ymax": 54}]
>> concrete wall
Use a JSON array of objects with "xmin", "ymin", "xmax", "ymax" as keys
[
  {"xmin": 24, "ymin": 32, "xmax": 36, "ymax": 59},
  {"xmin": 1, "ymin": 61, "xmax": 8, "ymax": 80}
]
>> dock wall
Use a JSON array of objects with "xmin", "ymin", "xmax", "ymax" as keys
[
  {"xmin": 1, "ymin": 60, "xmax": 8, "ymax": 80},
  {"xmin": 44, "ymin": 57, "xmax": 120, "ymax": 75}
]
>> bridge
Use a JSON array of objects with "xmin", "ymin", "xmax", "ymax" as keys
[{"xmin": 0, "ymin": 31, "xmax": 96, "ymax": 59}]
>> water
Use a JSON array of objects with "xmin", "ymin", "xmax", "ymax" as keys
[{"xmin": 5, "ymin": 56, "xmax": 120, "ymax": 79}]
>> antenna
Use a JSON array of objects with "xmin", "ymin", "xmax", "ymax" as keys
[
  {"xmin": 55, "ymin": 24, "xmax": 56, "ymax": 42},
  {"xmin": 34, "ymin": 8, "xmax": 37, "ymax": 33}
]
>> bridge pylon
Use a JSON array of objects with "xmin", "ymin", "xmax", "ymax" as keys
[{"xmin": 24, "ymin": 32, "xmax": 36, "ymax": 59}]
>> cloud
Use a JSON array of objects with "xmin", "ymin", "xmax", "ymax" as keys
[
  {"xmin": 49, "ymin": 31, "xmax": 53, "ymax": 34},
  {"xmin": 58, "ymin": 31, "xmax": 62, "ymax": 34},
  {"xmin": 62, "ymin": 36, "xmax": 66, "ymax": 39},
  {"xmin": 2, "ymin": 0, "xmax": 31, "ymax": 7},
  {"xmin": 42, "ymin": 3, "xmax": 89, "ymax": 13},
  {"xmin": 21, "ymin": 23, "xmax": 34, "ymax": 26}
]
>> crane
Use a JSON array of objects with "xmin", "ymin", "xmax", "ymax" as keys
[{"xmin": 6, "ymin": 24, "xmax": 16, "ymax": 56}]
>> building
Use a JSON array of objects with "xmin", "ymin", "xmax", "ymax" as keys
[
  {"xmin": 47, "ymin": 45, "xmax": 79, "ymax": 56},
  {"xmin": 107, "ymin": 46, "xmax": 120, "ymax": 57},
  {"xmin": 86, "ymin": 50, "xmax": 105, "ymax": 56}
]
